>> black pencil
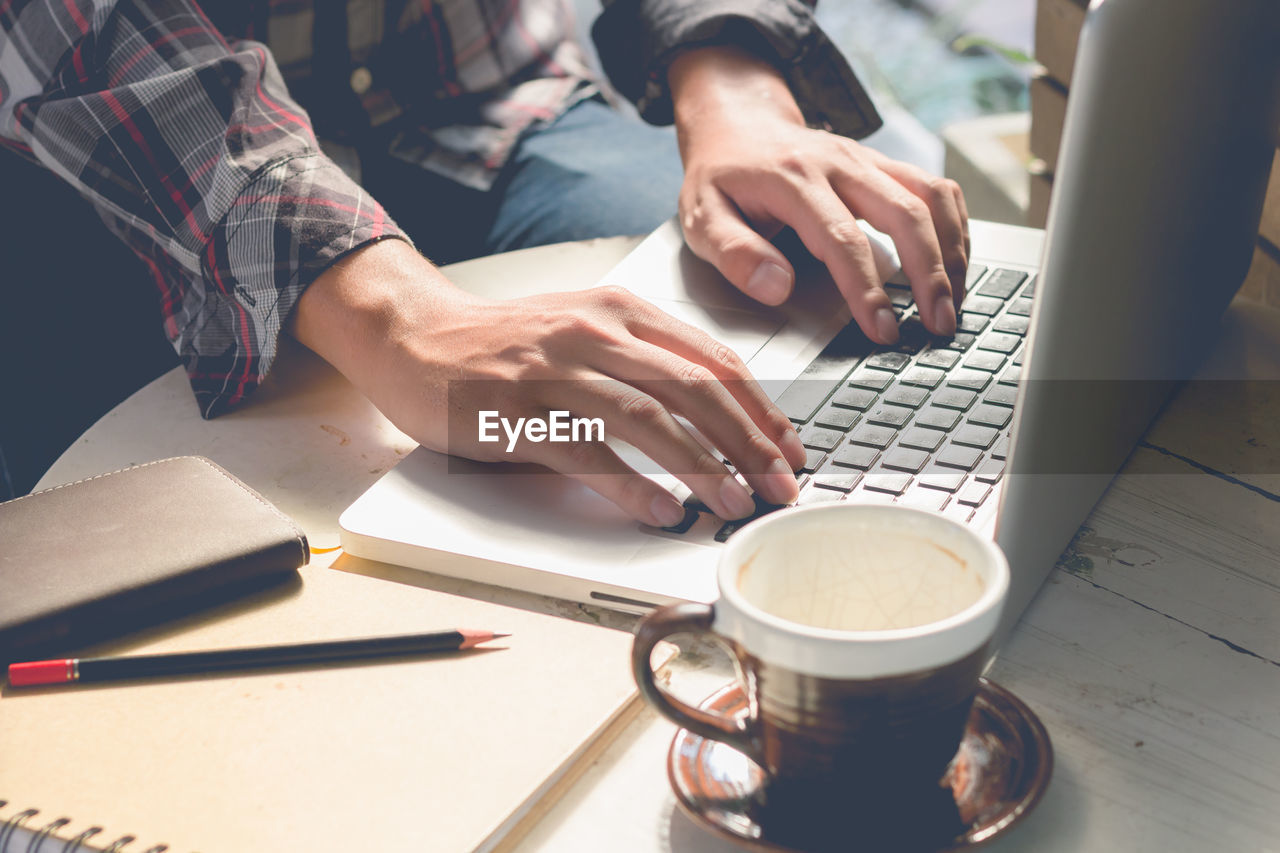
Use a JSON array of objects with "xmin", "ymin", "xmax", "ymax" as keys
[{"xmin": 6, "ymin": 629, "xmax": 510, "ymax": 687}]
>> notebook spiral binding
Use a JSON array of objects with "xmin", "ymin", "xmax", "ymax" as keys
[{"xmin": 0, "ymin": 801, "xmax": 173, "ymax": 853}]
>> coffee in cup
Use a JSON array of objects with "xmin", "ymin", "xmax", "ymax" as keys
[{"xmin": 632, "ymin": 504, "xmax": 1010, "ymax": 850}]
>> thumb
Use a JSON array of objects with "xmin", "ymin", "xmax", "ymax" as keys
[{"xmin": 681, "ymin": 190, "xmax": 795, "ymax": 305}]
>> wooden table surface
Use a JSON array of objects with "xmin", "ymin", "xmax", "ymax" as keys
[{"xmin": 40, "ymin": 237, "xmax": 1280, "ymax": 852}]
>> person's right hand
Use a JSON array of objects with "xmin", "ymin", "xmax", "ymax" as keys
[{"xmin": 288, "ymin": 238, "xmax": 807, "ymax": 526}]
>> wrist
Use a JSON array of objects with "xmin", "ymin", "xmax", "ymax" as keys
[
  {"xmin": 668, "ymin": 45, "xmax": 804, "ymax": 137},
  {"xmin": 288, "ymin": 238, "xmax": 466, "ymax": 383}
]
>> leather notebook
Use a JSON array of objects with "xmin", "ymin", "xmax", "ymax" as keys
[{"xmin": 0, "ymin": 456, "xmax": 309, "ymax": 663}]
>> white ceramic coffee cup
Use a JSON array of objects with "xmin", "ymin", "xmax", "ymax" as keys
[{"xmin": 633, "ymin": 503, "xmax": 1010, "ymax": 779}]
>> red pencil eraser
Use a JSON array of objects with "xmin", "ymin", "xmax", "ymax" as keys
[{"xmin": 8, "ymin": 659, "xmax": 75, "ymax": 687}]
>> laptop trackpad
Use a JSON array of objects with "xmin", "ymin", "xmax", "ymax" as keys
[{"xmin": 645, "ymin": 297, "xmax": 783, "ymax": 364}]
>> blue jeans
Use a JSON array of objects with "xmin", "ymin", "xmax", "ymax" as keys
[
  {"xmin": 0, "ymin": 97, "xmax": 684, "ymax": 499},
  {"xmin": 364, "ymin": 96, "xmax": 685, "ymax": 264}
]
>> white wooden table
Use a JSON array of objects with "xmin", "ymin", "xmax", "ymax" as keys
[{"xmin": 40, "ymin": 237, "xmax": 1280, "ymax": 852}]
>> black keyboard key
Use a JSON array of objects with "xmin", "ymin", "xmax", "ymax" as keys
[
  {"xmin": 801, "ymin": 448, "xmax": 828, "ymax": 473},
  {"xmin": 832, "ymin": 387, "xmax": 878, "ymax": 410},
  {"xmin": 937, "ymin": 445, "xmax": 982, "ymax": 470},
  {"xmin": 899, "ymin": 427, "xmax": 945, "ymax": 452},
  {"xmin": 953, "ymin": 424, "xmax": 999, "ymax": 449},
  {"xmin": 993, "ymin": 315, "xmax": 1030, "ymax": 336},
  {"xmin": 773, "ymin": 323, "xmax": 875, "ymax": 422},
  {"xmin": 798, "ymin": 485, "xmax": 844, "ymax": 504},
  {"xmin": 964, "ymin": 351, "xmax": 1006, "ymax": 373},
  {"xmin": 885, "ymin": 287, "xmax": 914, "ymax": 309},
  {"xmin": 901, "ymin": 366, "xmax": 946, "ymax": 389},
  {"xmin": 883, "ymin": 384, "xmax": 928, "ymax": 409},
  {"xmin": 753, "ymin": 492, "xmax": 788, "ymax": 514},
  {"xmin": 812, "ymin": 470, "xmax": 861, "ymax": 492},
  {"xmin": 865, "ymin": 352, "xmax": 911, "ymax": 372},
  {"xmin": 975, "ymin": 268, "xmax": 1027, "ymax": 299},
  {"xmin": 660, "ymin": 506, "xmax": 701, "ymax": 534},
  {"xmin": 1007, "ymin": 297, "xmax": 1033, "ymax": 317},
  {"xmin": 979, "ymin": 332, "xmax": 1021, "ymax": 354},
  {"xmin": 714, "ymin": 519, "xmax": 747, "ymax": 541},
  {"xmin": 957, "ymin": 480, "xmax": 993, "ymax": 507},
  {"xmin": 800, "ymin": 425, "xmax": 844, "ymax": 451},
  {"xmin": 918, "ymin": 471, "xmax": 966, "ymax": 492},
  {"xmin": 894, "ymin": 317, "xmax": 931, "ymax": 354},
  {"xmin": 814, "ymin": 407, "xmax": 860, "ymax": 431},
  {"xmin": 849, "ymin": 424, "xmax": 898, "ymax": 448},
  {"xmin": 916, "ymin": 408, "xmax": 961, "ymax": 431},
  {"xmin": 944, "ymin": 333, "xmax": 977, "ymax": 352},
  {"xmin": 957, "ymin": 312, "xmax": 989, "ymax": 334},
  {"xmin": 975, "ymin": 458, "xmax": 1005, "ymax": 484},
  {"xmin": 777, "ymin": 382, "xmax": 839, "ymax": 425},
  {"xmin": 985, "ymin": 385, "xmax": 1018, "ymax": 407},
  {"xmin": 965, "ymin": 264, "xmax": 989, "ymax": 288},
  {"xmin": 849, "ymin": 488, "xmax": 899, "ymax": 506},
  {"xmin": 947, "ymin": 369, "xmax": 992, "ymax": 392},
  {"xmin": 968, "ymin": 405, "xmax": 1012, "ymax": 429},
  {"xmin": 866, "ymin": 405, "xmax": 913, "ymax": 428},
  {"xmin": 933, "ymin": 387, "xmax": 977, "ymax": 411},
  {"xmin": 961, "ymin": 295, "xmax": 1003, "ymax": 316},
  {"xmin": 991, "ymin": 436, "xmax": 1011, "ymax": 460},
  {"xmin": 832, "ymin": 445, "xmax": 880, "ymax": 469},
  {"xmin": 882, "ymin": 447, "xmax": 929, "ymax": 473},
  {"xmin": 998, "ymin": 365, "xmax": 1022, "ymax": 386},
  {"xmin": 862, "ymin": 472, "xmax": 912, "ymax": 495},
  {"xmin": 849, "ymin": 369, "xmax": 894, "ymax": 391},
  {"xmin": 916, "ymin": 349, "xmax": 960, "ymax": 370},
  {"xmin": 682, "ymin": 491, "xmax": 711, "ymax": 514},
  {"xmin": 899, "ymin": 487, "xmax": 949, "ymax": 513}
]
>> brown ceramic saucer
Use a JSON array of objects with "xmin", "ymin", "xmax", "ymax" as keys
[{"xmin": 667, "ymin": 676, "xmax": 1052, "ymax": 852}]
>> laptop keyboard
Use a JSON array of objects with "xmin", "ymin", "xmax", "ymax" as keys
[{"xmin": 664, "ymin": 263, "xmax": 1035, "ymax": 542}]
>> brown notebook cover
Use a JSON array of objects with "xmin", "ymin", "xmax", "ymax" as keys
[{"xmin": 0, "ymin": 456, "xmax": 308, "ymax": 663}]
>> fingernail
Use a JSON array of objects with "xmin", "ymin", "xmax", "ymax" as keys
[
  {"xmin": 781, "ymin": 429, "xmax": 806, "ymax": 468},
  {"xmin": 651, "ymin": 493, "xmax": 687, "ymax": 527},
  {"xmin": 875, "ymin": 308, "xmax": 899, "ymax": 344},
  {"xmin": 746, "ymin": 262, "xmax": 792, "ymax": 304},
  {"xmin": 720, "ymin": 476, "xmax": 757, "ymax": 519},
  {"xmin": 762, "ymin": 458, "xmax": 800, "ymax": 504},
  {"xmin": 933, "ymin": 300, "xmax": 957, "ymax": 336}
]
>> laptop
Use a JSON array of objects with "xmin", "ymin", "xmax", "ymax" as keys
[{"xmin": 340, "ymin": 0, "xmax": 1280, "ymax": 646}]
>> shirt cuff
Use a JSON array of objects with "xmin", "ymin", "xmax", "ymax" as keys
[
  {"xmin": 184, "ymin": 153, "xmax": 409, "ymax": 418},
  {"xmin": 591, "ymin": 0, "xmax": 882, "ymax": 140}
]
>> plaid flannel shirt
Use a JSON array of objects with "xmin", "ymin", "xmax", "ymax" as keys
[{"xmin": 0, "ymin": 0, "xmax": 879, "ymax": 417}]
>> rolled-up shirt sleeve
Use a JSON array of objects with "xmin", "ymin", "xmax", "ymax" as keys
[
  {"xmin": 0, "ymin": 0, "xmax": 407, "ymax": 417},
  {"xmin": 591, "ymin": 0, "xmax": 882, "ymax": 140}
]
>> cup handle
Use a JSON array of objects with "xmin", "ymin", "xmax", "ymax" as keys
[{"xmin": 632, "ymin": 602, "xmax": 762, "ymax": 763}]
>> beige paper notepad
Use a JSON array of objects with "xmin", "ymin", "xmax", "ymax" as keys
[{"xmin": 0, "ymin": 560, "xmax": 639, "ymax": 852}]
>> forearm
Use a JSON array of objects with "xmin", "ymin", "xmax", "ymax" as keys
[
  {"xmin": 669, "ymin": 45, "xmax": 804, "ymax": 153},
  {"xmin": 1, "ymin": 0, "xmax": 405, "ymax": 416},
  {"xmin": 592, "ymin": 0, "xmax": 880, "ymax": 137}
]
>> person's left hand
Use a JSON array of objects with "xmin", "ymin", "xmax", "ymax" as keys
[{"xmin": 669, "ymin": 45, "xmax": 970, "ymax": 344}]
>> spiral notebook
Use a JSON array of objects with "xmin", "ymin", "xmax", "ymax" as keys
[{"xmin": 0, "ymin": 559, "xmax": 642, "ymax": 852}]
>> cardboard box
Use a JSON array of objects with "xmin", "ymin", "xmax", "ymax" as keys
[
  {"xmin": 1034, "ymin": 0, "xmax": 1087, "ymax": 87},
  {"xmin": 1029, "ymin": 74, "xmax": 1069, "ymax": 173},
  {"xmin": 1261, "ymin": 149, "xmax": 1280, "ymax": 250},
  {"xmin": 1028, "ymin": 160, "xmax": 1053, "ymax": 229},
  {"xmin": 1238, "ymin": 239, "xmax": 1280, "ymax": 306}
]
